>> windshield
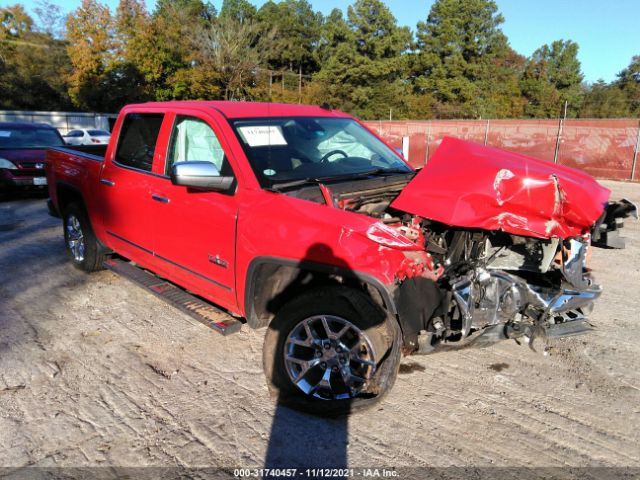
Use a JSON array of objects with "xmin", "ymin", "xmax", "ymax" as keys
[
  {"xmin": 230, "ymin": 117, "xmax": 412, "ymax": 187},
  {"xmin": 0, "ymin": 126, "xmax": 64, "ymax": 148}
]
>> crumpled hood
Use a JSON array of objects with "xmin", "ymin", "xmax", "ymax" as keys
[{"xmin": 391, "ymin": 137, "xmax": 611, "ymax": 239}]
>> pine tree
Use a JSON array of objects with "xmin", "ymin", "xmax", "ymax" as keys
[
  {"xmin": 521, "ymin": 40, "xmax": 584, "ymax": 118},
  {"xmin": 313, "ymin": 0, "xmax": 411, "ymax": 118},
  {"xmin": 256, "ymin": 0, "xmax": 322, "ymax": 73},
  {"xmin": 616, "ymin": 55, "xmax": 640, "ymax": 116},
  {"xmin": 413, "ymin": 0, "xmax": 516, "ymax": 118}
]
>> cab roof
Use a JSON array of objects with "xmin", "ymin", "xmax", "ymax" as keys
[{"xmin": 126, "ymin": 101, "xmax": 352, "ymax": 119}]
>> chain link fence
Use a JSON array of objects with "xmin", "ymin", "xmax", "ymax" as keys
[
  {"xmin": 365, "ymin": 119, "xmax": 640, "ymax": 182},
  {"xmin": 3, "ymin": 110, "xmax": 638, "ymax": 181}
]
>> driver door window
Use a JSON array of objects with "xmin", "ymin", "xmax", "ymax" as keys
[{"xmin": 166, "ymin": 116, "xmax": 233, "ymax": 177}]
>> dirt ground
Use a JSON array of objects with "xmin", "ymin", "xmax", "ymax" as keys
[{"xmin": 1, "ymin": 181, "xmax": 639, "ymax": 471}]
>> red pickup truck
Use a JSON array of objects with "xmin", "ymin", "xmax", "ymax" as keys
[{"xmin": 47, "ymin": 101, "xmax": 635, "ymax": 415}]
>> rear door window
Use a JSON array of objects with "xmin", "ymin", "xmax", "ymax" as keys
[{"xmin": 114, "ymin": 113, "xmax": 164, "ymax": 172}]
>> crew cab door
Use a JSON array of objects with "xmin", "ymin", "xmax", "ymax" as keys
[
  {"xmin": 150, "ymin": 113, "xmax": 239, "ymax": 311},
  {"xmin": 99, "ymin": 112, "xmax": 165, "ymax": 267}
]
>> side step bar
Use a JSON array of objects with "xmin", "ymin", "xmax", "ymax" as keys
[{"xmin": 104, "ymin": 258, "xmax": 243, "ymax": 336}]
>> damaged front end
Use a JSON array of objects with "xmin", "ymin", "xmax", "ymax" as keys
[
  {"xmin": 395, "ymin": 228, "xmax": 602, "ymax": 354},
  {"xmin": 328, "ymin": 137, "xmax": 636, "ymax": 354}
]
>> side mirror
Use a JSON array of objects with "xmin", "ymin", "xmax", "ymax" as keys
[{"xmin": 170, "ymin": 161, "xmax": 234, "ymax": 192}]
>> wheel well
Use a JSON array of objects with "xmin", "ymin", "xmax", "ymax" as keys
[
  {"xmin": 56, "ymin": 183, "xmax": 85, "ymax": 215},
  {"xmin": 245, "ymin": 259, "xmax": 395, "ymax": 329},
  {"xmin": 55, "ymin": 182, "xmax": 111, "ymax": 255}
]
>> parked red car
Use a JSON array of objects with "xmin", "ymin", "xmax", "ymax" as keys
[
  {"xmin": 46, "ymin": 101, "xmax": 635, "ymax": 415},
  {"xmin": 0, "ymin": 122, "xmax": 65, "ymax": 195}
]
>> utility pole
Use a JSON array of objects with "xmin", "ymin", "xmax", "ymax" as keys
[
  {"xmin": 484, "ymin": 119, "xmax": 490, "ymax": 146},
  {"xmin": 553, "ymin": 101, "xmax": 568, "ymax": 164},
  {"xmin": 298, "ymin": 66, "xmax": 302, "ymax": 104},
  {"xmin": 426, "ymin": 122, "xmax": 431, "ymax": 164},
  {"xmin": 631, "ymin": 120, "xmax": 640, "ymax": 181},
  {"xmin": 389, "ymin": 108, "xmax": 392, "ymax": 121}
]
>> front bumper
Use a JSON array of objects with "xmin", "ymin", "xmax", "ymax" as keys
[{"xmin": 0, "ymin": 168, "xmax": 48, "ymax": 188}]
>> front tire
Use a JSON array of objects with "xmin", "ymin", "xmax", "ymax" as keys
[
  {"xmin": 263, "ymin": 286, "xmax": 401, "ymax": 416},
  {"xmin": 63, "ymin": 203, "xmax": 105, "ymax": 272}
]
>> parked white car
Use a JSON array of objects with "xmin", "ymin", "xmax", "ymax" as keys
[{"xmin": 63, "ymin": 129, "xmax": 111, "ymax": 146}]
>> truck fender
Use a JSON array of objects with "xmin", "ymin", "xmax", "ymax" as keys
[
  {"xmin": 244, "ymin": 256, "xmax": 398, "ymax": 329},
  {"xmin": 55, "ymin": 181, "xmax": 86, "ymax": 215},
  {"xmin": 55, "ymin": 181, "xmax": 111, "ymax": 255}
]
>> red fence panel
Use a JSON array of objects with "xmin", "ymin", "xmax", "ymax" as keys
[
  {"xmin": 485, "ymin": 119, "xmax": 559, "ymax": 162},
  {"xmin": 426, "ymin": 120, "xmax": 486, "ymax": 163},
  {"xmin": 365, "ymin": 118, "xmax": 640, "ymax": 182},
  {"xmin": 558, "ymin": 119, "xmax": 638, "ymax": 180},
  {"xmin": 407, "ymin": 121, "xmax": 429, "ymax": 168},
  {"xmin": 364, "ymin": 121, "xmax": 427, "ymax": 168},
  {"xmin": 366, "ymin": 120, "xmax": 405, "ymax": 150}
]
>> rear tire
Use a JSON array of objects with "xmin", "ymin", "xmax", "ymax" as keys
[
  {"xmin": 263, "ymin": 286, "xmax": 401, "ymax": 416},
  {"xmin": 63, "ymin": 203, "xmax": 105, "ymax": 272}
]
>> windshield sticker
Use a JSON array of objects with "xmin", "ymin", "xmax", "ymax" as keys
[
  {"xmin": 238, "ymin": 126, "xmax": 287, "ymax": 147},
  {"xmin": 0, "ymin": 131, "xmax": 11, "ymax": 137},
  {"xmin": 263, "ymin": 169, "xmax": 276, "ymax": 176}
]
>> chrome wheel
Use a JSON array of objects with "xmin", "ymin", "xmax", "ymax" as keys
[
  {"xmin": 283, "ymin": 315, "xmax": 377, "ymax": 400},
  {"xmin": 66, "ymin": 214, "xmax": 85, "ymax": 262}
]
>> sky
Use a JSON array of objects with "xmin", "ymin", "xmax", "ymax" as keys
[{"xmin": 6, "ymin": 0, "xmax": 639, "ymax": 83}]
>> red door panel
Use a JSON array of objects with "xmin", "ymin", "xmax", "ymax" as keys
[
  {"xmin": 151, "ymin": 112, "xmax": 239, "ymax": 311},
  {"xmin": 99, "ymin": 112, "xmax": 166, "ymax": 269}
]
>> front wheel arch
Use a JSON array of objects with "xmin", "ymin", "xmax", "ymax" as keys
[{"xmin": 244, "ymin": 257, "xmax": 398, "ymax": 330}]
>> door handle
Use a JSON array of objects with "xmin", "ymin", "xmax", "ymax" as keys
[
  {"xmin": 151, "ymin": 194, "xmax": 170, "ymax": 204},
  {"xmin": 100, "ymin": 179, "xmax": 115, "ymax": 186}
]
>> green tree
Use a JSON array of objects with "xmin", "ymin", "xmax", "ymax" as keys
[
  {"xmin": 147, "ymin": 0, "xmax": 217, "ymax": 100},
  {"xmin": 0, "ymin": 4, "xmax": 33, "ymax": 38},
  {"xmin": 616, "ymin": 55, "xmax": 640, "ymax": 116},
  {"xmin": 198, "ymin": 14, "xmax": 264, "ymax": 100},
  {"xmin": 580, "ymin": 80, "xmax": 630, "ymax": 118},
  {"xmin": 521, "ymin": 40, "xmax": 584, "ymax": 117},
  {"xmin": 413, "ymin": 0, "xmax": 516, "ymax": 118},
  {"xmin": 314, "ymin": 8, "xmax": 351, "ymax": 65},
  {"xmin": 256, "ymin": 0, "xmax": 322, "ymax": 72},
  {"xmin": 219, "ymin": 0, "xmax": 256, "ymax": 23},
  {"xmin": 66, "ymin": 0, "xmax": 115, "ymax": 109},
  {"xmin": 313, "ymin": 0, "xmax": 411, "ymax": 119},
  {"xmin": 0, "ymin": 4, "xmax": 72, "ymax": 110},
  {"xmin": 110, "ymin": 0, "xmax": 152, "ymax": 104},
  {"xmin": 155, "ymin": 0, "xmax": 216, "ymax": 22}
]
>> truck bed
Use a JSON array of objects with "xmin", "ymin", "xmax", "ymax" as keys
[
  {"xmin": 50, "ymin": 144, "xmax": 108, "ymax": 161},
  {"xmin": 46, "ymin": 145, "xmax": 108, "ymax": 218}
]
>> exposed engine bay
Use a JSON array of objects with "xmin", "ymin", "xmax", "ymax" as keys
[{"xmin": 293, "ymin": 173, "xmax": 636, "ymax": 355}]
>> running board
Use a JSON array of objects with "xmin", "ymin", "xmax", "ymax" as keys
[{"xmin": 103, "ymin": 258, "xmax": 242, "ymax": 336}]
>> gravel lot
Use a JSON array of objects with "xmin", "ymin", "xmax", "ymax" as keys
[{"xmin": 1, "ymin": 181, "xmax": 639, "ymax": 472}]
